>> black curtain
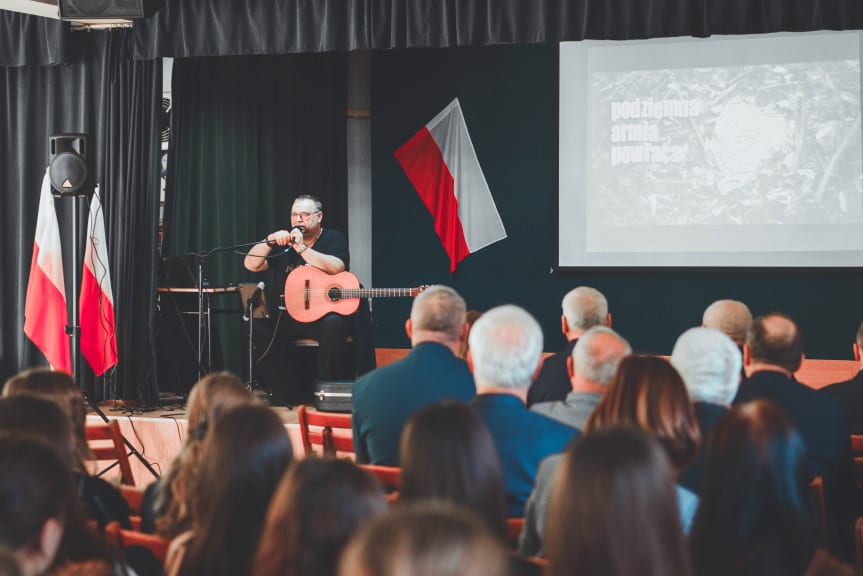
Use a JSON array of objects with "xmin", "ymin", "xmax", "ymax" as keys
[
  {"xmin": 164, "ymin": 53, "xmax": 347, "ymax": 379},
  {"xmin": 132, "ymin": 0, "xmax": 863, "ymax": 59},
  {"xmin": 0, "ymin": 10, "xmax": 66, "ymax": 66},
  {"xmin": 1, "ymin": 27, "xmax": 161, "ymax": 402}
]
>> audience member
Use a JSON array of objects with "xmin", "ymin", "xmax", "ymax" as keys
[
  {"xmin": 3, "ymin": 368, "xmax": 91, "ymax": 467},
  {"xmin": 527, "ymin": 286, "xmax": 611, "ymax": 406},
  {"xmin": 820, "ymin": 321, "xmax": 863, "ymax": 434},
  {"xmin": 735, "ymin": 313, "xmax": 854, "ymax": 560},
  {"xmin": 545, "ymin": 427, "xmax": 693, "ymax": 576},
  {"xmin": 520, "ymin": 355, "xmax": 700, "ymax": 557},
  {"xmin": 253, "ymin": 458, "xmax": 387, "ymax": 576},
  {"xmin": 0, "ymin": 394, "xmax": 130, "ymax": 530},
  {"xmin": 0, "ymin": 434, "xmax": 119, "ymax": 576},
  {"xmin": 531, "ymin": 326, "xmax": 630, "ymax": 429},
  {"xmin": 399, "ymin": 401, "xmax": 508, "ymax": 542},
  {"xmin": 339, "ymin": 503, "xmax": 510, "ymax": 576},
  {"xmin": 689, "ymin": 401, "xmax": 853, "ymax": 576},
  {"xmin": 0, "ymin": 435, "xmax": 68, "ymax": 576},
  {"xmin": 702, "ymin": 299, "xmax": 752, "ymax": 346},
  {"xmin": 352, "ymin": 285, "xmax": 475, "ymax": 465},
  {"xmin": 671, "ymin": 327, "xmax": 742, "ymax": 493},
  {"xmin": 469, "ymin": 305, "xmax": 578, "ymax": 517},
  {"xmin": 166, "ymin": 404, "xmax": 293, "ymax": 576},
  {"xmin": 148, "ymin": 372, "xmax": 253, "ymax": 537}
]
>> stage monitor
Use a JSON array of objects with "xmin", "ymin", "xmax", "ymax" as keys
[{"xmin": 558, "ymin": 32, "xmax": 863, "ymax": 268}]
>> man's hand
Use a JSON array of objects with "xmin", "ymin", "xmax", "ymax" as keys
[{"xmin": 267, "ymin": 229, "xmax": 294, "ymax": 247}]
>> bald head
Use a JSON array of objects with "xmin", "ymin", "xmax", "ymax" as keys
[
  {"xmin": 702, "ymin": 300, "xmax": 752, "ymax": 345},
  {"xmin": 746, "ymin": 313, "xmax": 804, "ymax": 373},
  {"xmin": 571, "ymin": 326, "xmax": 631, "ymax": 387},
  {"xmin": 561, "ymin": 287, "xmax": 609, "ymax": 338}
]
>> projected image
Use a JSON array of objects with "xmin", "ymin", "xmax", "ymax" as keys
[
  {"xmin": 559, "ymin": 32, "xmax": 863, "ymax": 266},
  {"xmin": 590, "ymin": 61, "xmax": 862, "ymax": 228}
]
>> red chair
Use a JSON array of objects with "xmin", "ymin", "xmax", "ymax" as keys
[
  {"xmin": 359, "ymin": 464, "xmax": 401, "ymax": 490},
  {"xmin": 296, "ymin": 405, "xmax": 354, "ymax": 457},
  {"xmin": 506, "ymin": 517, "xmax": 524, "ymax": 549},
  {"xmin": 105, "ymin": 521, "xmax": 170, "ymax": 564},
  {"xmin": 86, "ymin": 420, "xmax": 135, "ymax": 486}
]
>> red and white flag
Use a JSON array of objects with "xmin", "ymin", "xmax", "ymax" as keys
[
  {"xmin": 395, "ymin": 98, "xmax": 507, "ymax": 273},
  {"xmin": 24, "ymin": 169, "xmax": 71, "ymax": 372},
  {"xmin": 80, "ymin": 186, "xmax": 118, "ymax": 376}
]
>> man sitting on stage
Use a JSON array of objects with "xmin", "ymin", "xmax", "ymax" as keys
[{"xmin": 244, "ymin": 195, "xmax": 352, "ymax": 399}]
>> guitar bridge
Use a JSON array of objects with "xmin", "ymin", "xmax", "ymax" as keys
[{"xmin": 304, "ymin": 279, "xmax": 310, "ymax": 310}]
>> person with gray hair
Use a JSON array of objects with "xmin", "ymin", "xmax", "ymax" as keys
[
  {"xmin": 527, "ymin": 286, "xmax": 611, "ymax": 407},
  {"xmin": 352, "ymin": 285, "xmax": 475, "ymax": 466},
  {"xmin": 531, "ymin": 326, "xmax": 631, "ymax": 430},
  {"xmin": 468, "ymin": 305, "xmax": 578, "ymax": 517},
  {"xmin": 702, "ymin": 299, "xmax": 752, "ymax": 346},
  {"xmin": 670, "ymin": 327, "xmax": 742, "ymax": 494}
]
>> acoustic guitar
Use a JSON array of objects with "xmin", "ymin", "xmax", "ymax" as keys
[{"xmin": 283, "ymin": 266, "xmax": 426, "ymax": 323}]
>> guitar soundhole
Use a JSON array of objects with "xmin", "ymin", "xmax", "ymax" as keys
[{"xmin": 327, "ymin": 287, "xmax": 342, "ymax": 302}]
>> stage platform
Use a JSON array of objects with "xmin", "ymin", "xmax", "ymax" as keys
[{"xmin": 86, "ymin": 401, "xmax": 305, "ymax": 487}]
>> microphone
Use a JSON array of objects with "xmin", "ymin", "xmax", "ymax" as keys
[
  {"xmin": 244, "ymin": 281, "xmax": 266, "ymax": 321},
  {"xmin": 265, "ymin": 226, "xmax": 303, "ymax": 248},
  {"xmin": 281, "ymin": 226, "xmax": 305, "ymax": 254}
]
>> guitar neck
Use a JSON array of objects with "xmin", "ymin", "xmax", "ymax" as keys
[{"xmin": 340, "ymin": 288, "xmax": 416, "ymax": 299}]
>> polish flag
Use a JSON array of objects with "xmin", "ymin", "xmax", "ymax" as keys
[
  {"xmin": 395, "ymin": 98, "xmax": 507, "ymax": 273},
  {"xmin": 80, "ymin": 186, "xmax": 118, "ymax": 376},
  {"xmin": 24, "ymin": 169, "xmax": 71, "ymax": 372}
]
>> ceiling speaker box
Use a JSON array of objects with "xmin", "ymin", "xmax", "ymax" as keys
[{"xmin": 58, "ymin": 0, "xmax": 163, "ymax": 19}]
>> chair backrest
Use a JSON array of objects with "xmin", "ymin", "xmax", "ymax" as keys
[
  {"xmin": 86, "ymin": 420, "xmax": 135, "ymax": 486},
  {"xmin": 118, "ymin": 484, "xmax": 145, "ymax": 516},
  {"xmin": 506, "ymin": 517, "xmax": 525, "ymax": 549},
  {"xmin": 358, "ymin": 464, "xmax": 401, "ymax": 490},
  {"xmin": 296, "ymin": 405, "xmax": 354, "ymax": 457},
  {"xmin": 851, "ymin": 435, "xmax": 863, "ymax": 484},
  {"xmin": 105, "ymin": 521, "xmax": 170, "ymax": 564},
  {"xmin": 810, "ymin": 476, "xmax": 827, "ymax": 546}
]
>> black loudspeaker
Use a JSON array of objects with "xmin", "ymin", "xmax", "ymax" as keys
[
  {"xmin": 58, "ymin": 0, "xmax": 163, "ymax": 19},
  {"xmin": 49, "ymin": 134, "xmax": 88, "ymax": 196}
]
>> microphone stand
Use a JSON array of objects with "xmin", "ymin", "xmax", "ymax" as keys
[
  {"xmin": 182, "ymin": 239, "xmax": 266, "ymax": 381},
  {"xmin": 246, "ymin": 290, "xmax": 261, "ymax": 392}
]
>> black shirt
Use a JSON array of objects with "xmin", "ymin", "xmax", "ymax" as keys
[{"xmin": 270, "ymin": 227, "xmax": 350, "ymax": 295}]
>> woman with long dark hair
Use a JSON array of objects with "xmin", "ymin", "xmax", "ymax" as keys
[
  {"xmin": 521, "ymin": 355, "xmax": 700, "ymax": 557},
  {"xmin": 689, "ymin": 400, "xmax": 852, "ymax": 576},
  {"xmin": 165, "ymin": 404, "xmax": 293, "ymax": 576},
  {"xmin": 399, "ymin": 401, "xmax": 508, "ymax": 542},
  {"xmin": 546, "ymin": 426, "xmax": 693, "ymax": 576},
  {"xmin": 253, "ymin": 458, "xmax": 386, "ymax": 576}
]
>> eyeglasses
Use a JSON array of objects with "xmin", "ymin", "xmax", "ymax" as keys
[{"xmin": 291, "ymin": 211, "xmax": 320, "ymax": 220}]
